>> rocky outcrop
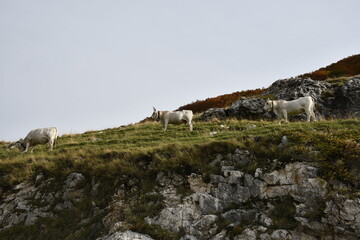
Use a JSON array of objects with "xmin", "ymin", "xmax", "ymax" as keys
[
  {"xmin": 265, "ymin": 76, "xmax": 360, "ymax": 118},
  {"xmin": 200, "ymin": 108, "xmax": 227, "ymax": 121},
  {"xmin": 227, "ymin": 97, "xmax": 271, "ymax": 120},
  {"xmin": 97, "ymin": 230, "xmax": 154, "ymax": 240},
  {"xmin": 0, "ymin": 172, "xmax": 86, "ymax": 229},
  {"xmin": 201, "ymin": 76, "xmax": 360, "ymax": 121},
  {"xmin": 1, "ymin": 149, "xmax": 359, "ymax": 239},
  {"xmin": 336, "ymin": 76, "xmax": 360, "ymax": 117},
  {"xmin": 140, "ymin": 150, "xmax": 358, "ymax": 239},
  {"xmin": 264, "ymin": 77, "xmax": 331, "ymax": 102}
]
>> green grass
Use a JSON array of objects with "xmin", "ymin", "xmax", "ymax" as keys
[
  {"xmin": 325, "ymin": 76, "xmax": 351, "ymax": 87},
  {"xmin": 0, "ymin": 119, "xmax": 359, "ymax": 189}
]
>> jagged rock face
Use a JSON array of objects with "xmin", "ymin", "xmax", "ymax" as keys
[
  {"xmin": 200, "ymin": 108, "xmax": 227, "ymax": 121},
  {"xmin": 96, "ymin": 230, "xmax": 154, "ymax": 240},
  {"xmin": 0, "ymin": 172, "xmax": 86, "ymax": 229},
  {"xmin": 1, "ymin": 150, "xmax": 360, "ymax": 239},
  {"xmin": 221, "ymin": 77, "xmax": 332, "ymax": 121},
  {"xmin": 227, "ymin": 97, "xmax": 271, "ymax": 120},
  {"xmin": 262, "ymin": 77, "xmax": 332, "ymax": 120},
  {"xmin": 201, "ymin": 77, "xmax": 360, "ymax": 121},
  {"xmin": 264, "ymin": 77, "xmax": 331, "ymax": 102},
  {"xmin": 264, "ymin": 76, "xmax": 360, "ymax": 119},
  {"xmin": 142, "ymin": 150, "xmax": 359, "ymax": 240},
  {"xmin": 339, "ymin": 77, "xmax": 360, "ymax": 116}
]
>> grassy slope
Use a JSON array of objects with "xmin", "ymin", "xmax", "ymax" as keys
[
  {"xmin": 1, "ymin": 119, "xmax": 359, "ymax": 188},
  {"xmin": 0, "ymin": 119, "xmax": 359, "ymax": 239}
]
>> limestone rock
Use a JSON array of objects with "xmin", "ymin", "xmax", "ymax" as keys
[
  {"xmin": 200, "ymin": 108, "xmax": 227, "ymax": 121},
  {"xmin": 265, "ymin": 77, "xmax": 331, "ymax": 102},
  {"xmin": 235, "ymin": 228, "xmax": 257, "ymax": 240},
  {"xmin": 339, "ymin": 76, "xmax": 360, "ymax": 116},
  {"xmin": 227, "ymin": 97, "xmax": 268, "ymax": 120},
  {"xmin": 96, "ymin": 230, "xmax": 154, "ymax": 240},
  {"xmin": 270, "ymin": 229, "xmax": 291, "ymax": 240}
]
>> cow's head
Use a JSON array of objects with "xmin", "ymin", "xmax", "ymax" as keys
[
  {"xmin": 151, "ymin": 107, "xmax": 160, "ymax": 121},
  {"xmin": 6, "ymin": 142, "xmax": 16, "ymax": 150},
  {"xmin": 7, "ymin": 139, "xmax": 26, "ymax": 152},
  {"xmin": 264, "ymin": 99, "xmax": 273, "ymax": 111}
]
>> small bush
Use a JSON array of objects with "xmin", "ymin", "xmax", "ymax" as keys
[{"xmin": 269, "ymin": 196, "xmax": 298, "ymax": 229}]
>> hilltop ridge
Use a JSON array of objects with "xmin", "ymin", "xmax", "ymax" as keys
[
  {"xmin": 300, "ymin": 54, "xmax": 360, "ymax": 80},
  {"xmin": 178, "ymin": 54, "xmax": 360, "ymax": 113}
]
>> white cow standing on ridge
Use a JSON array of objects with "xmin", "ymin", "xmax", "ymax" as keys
[
  {"xmin": 263, "ymin": 96, "xmax": 316, "ymax": 123},
  {"xmin": 7, "ymin": 127, "xmax": 58, "ymax": 153},
  {"xmin": 151, "ymin": 107, "xmax": 193, "ymax": 131}
]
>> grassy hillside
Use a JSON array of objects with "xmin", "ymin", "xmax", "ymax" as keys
[
  {"xmin": 0, "ymin": 119, "xmax": 359, "ymax": 239},
  {"xmin": 1, "ymin": 119, "xmax": 359, "ymax": 189}
]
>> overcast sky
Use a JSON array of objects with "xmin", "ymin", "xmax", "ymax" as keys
[{"xmin": 1, "ymin": 0, "xmax": 359, "ymax": 141}]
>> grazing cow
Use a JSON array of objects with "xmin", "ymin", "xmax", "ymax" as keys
[
  {"xmin": 151, "ymin": 107, "xmax": 193, "ymax": 131},
  {"xmin": 7, "ymin": 127, "xmax": 58, "ymax": 153},
  {"xmin": 264, "ymin": 96, "xmax": 316, "ymax": 123}
]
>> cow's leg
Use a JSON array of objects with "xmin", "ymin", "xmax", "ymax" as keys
[
  {"xmin": 305, "ymin": 108, "xmax": 311, "ymax": 122},
  {"xmin": 49, "ymin": 139, "xmax": 54, "ymax": 150},
  {"xmin": 163, "ymin": 120, "xmax": 169, "ymax": 131},
  {"xmin": 273, "ymin": 110, "xmax": 282, "ymax": 124},
  {"xmin": 310, "ymin": 105, "xmax": 317, "ymax": 122},
  {"xmin": 312, "ymin": 111, "xmax": 317, "ymax": 121},
  {"xmin": 189, "ymin": 121, "xmax": 193, "ymax": 131},
  {"xmin": 305, "ymin": 106, "xmax": 316, "ymax": 122},
  {"xmin": 23, "ymin": 142, "xmax": 30, "ymax": 153},
  {"xmin": 282, "ymin": 110, "xmax": 289, "ymax": 123}
]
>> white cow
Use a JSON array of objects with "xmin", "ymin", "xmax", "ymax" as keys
[
  {"xmin": 152, "ymin": 107, "xmax": 193, "ymax": 131},
  {"xmin": 264, "ymin": 96, "xmax": 316, "ymax": 123},
  {"xmin": 7, "ymin": 127, "xmax": 58, "ymax": 153}
]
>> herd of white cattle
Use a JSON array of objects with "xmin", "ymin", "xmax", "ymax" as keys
[{"xmin": 6, "ymin": 96, "xmax": 316, "ymax": 153}]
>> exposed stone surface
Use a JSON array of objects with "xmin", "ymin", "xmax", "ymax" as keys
[
  {"xmin": 227, "ymin": 97, "xmax": 270, "ymax": 120},
  {"xmin": 338, "ymin": 77, "xmax": 360, "ymax": 116},
  {"xmin": 235, "ymin": 228, "xmax": 257, "ymax": 240},
  {"xmin": 96, "ymin": 230, "xmax": 154, "ymax": 240},
  {"xmin": 323, "ymin": 197, "xmax": 360, "ymax": 233},
  {"xmin": 1, "ymin": 149, "xmax": 360, "ymax": 240},
  {"xmin": 264, "ymin": 77, "xmax": 331, "ymax": 102},
  {"xmin": 0, "ymin": 172, "xmax": 87, "ymax": 229},
  {"xmin": 200, "ymin": 108, "xmax": 227, "ymax": 121},
  {"xmin": 142, "ymin": 150, "xmax": 359, "ymax": 240},
  {"xmin": 201, "ymin": 76, "xmax": 360, "ymax": 121}
]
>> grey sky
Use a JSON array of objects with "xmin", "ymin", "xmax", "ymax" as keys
[{"xmin": 1, "ymin": 0, "xmax": 359, "ymax": 141}]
